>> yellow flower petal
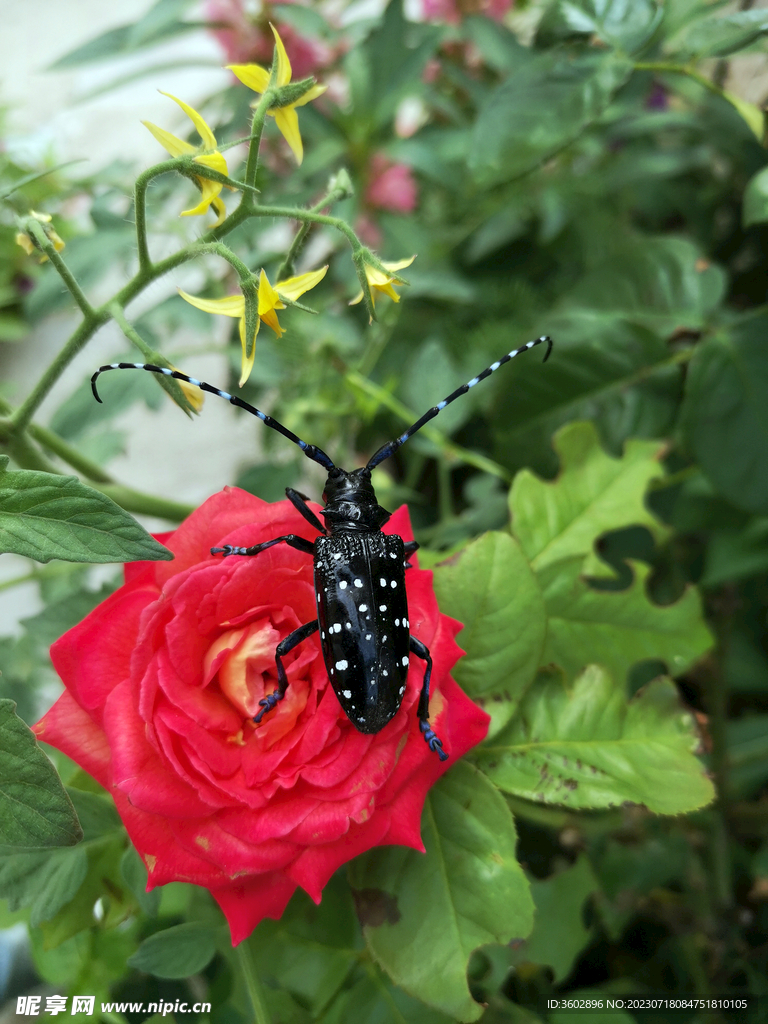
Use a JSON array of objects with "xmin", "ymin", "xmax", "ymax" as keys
[
  {"xmin": 382, "ymin": 256, "xmax": 416, "ymax": 272},
  {"xmin": 142, "ymin": 120, "xmax": 196, "ymax": 158},
  {"xmin": 270, "ymin": 24, "xmax": 292, "ymax": 88},
  {"xmin": 211, "ymin": 195, "xmax": 227, "ymax": 228},
  {"xmin": 257, "ymin": 269, "xmax": 284, "ymax": 315},
  {"xmin": 292, "ymin": 83, "xmax": 329, "ymax": 108},
  {"xmin": 238, "ymin": 316, "xmax": 258, "ymax": 387},
  {"xmin": 169, "ymin": 364, "xmax": 205, "ymax": 413},
  {"xmin": 194, "ymin": 151, "xmax": 228, "ymax": 176},
  {"xmin": 159, "ymin": 91, "xmax": 217, "ymax": 151},
  {"xmin": 260, "ymin": 308, "xmax": 284, "ymax": 337},
  {"xmin": 273, "ymin": 106, "xmax": 303, "ymax": 164},
  {"xmin": 275, "ymin": 266, "xmax": 328, "ymax": 301},
  {"xmin": 348, "ymin": 289, "xmax": 364, "ymax": 307},
  {"xmin": 178, "ymin": 290, "xmax": 245, "ymax": 317},
  {"xmin": 15, "ymin": 232, "xmax": 35, "ymax": 256},
  {"xmin": 227, "ymin": 63, "xmax": 271, "ymax": 93},
  {"xmin": 181, "ymin": 176, "xmax": 223, "ymax": 218}
]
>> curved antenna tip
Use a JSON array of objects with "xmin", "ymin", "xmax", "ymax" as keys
[
  {"xmin": 543, "ymin": 336, "xmax": 553, "ymax": 362},
  {"xmin": 90, "ymin": 371, "xmax": 103, "ymax": 404}
]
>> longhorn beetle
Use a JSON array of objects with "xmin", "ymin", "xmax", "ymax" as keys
[{"xmin": 92, "ymin": 335, "xmax": 552, "ymax": 761}]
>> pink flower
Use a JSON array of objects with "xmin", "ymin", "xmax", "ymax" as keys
[
  {"xmin": 365, "ymin": 155, "xmax": 418, "ymax": 214},
  {"xmin": 419, "ymin": 0, "xmax": 513, "ymax": 24},
  {"xmin": 206, "ymin": 0, "xmax": 335, "ymax": 77}
]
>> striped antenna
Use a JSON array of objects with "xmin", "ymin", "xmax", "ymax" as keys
[
  {"xmin": 365, "ymin": 335, "xmax": 552, "ymax": 471},
  {"xmin": 90, "ymin": 362, "xmax": 336, "ymax": 471}
]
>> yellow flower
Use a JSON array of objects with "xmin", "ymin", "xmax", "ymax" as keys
[
  {"xmin": 350, "ymin": 256, "xmax": 416, "ymax": 309},
  {"xmin": 179, "ymin": 266, "xmax": 328, "ymax": 386},
  {"xmin": 15, "ymin": 211, "xmax": 65, "ymax": 262},
  {"xmin": 227, "ymin": 26, "xmax": 327, "ymax": 165},
  {"xmin": 142, "ymin": 92, "xmax": 229, "ymax": 226}
]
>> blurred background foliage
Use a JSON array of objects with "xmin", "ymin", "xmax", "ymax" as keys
[{"xmin": 3, "ymin": 0, "xmax": 768, "ymax": 1020}]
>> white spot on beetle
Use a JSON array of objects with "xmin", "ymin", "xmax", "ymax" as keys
[
  {"xmin": 339, "ymin": 580, "xmax": 348, "ymax": 590},
  {"xmin": 365, "ymin": 633, "xmax": 372, "ymax": 640},
  {"xmin": 359, "ymin": 603, "xmax": 368, "ymax": 612},
  {"xmin": 321, "ymin": 631, "xmax": 326, "ymax": 639},
  {"xmin": 358, "ymin": 716, "xmax": 365, "ymax": 722},
  {"xmin": 395, "ymin": 618, "xmax": 400, "ymax": 626},
  {"xmin": 333, "ymin": 623, "xmax": 342, "ymax": 633},
  {"xmin": 354, "ymin": 578, "xmax": 363, "ymax": 588},
  {"xmin": 382, "ymin": 635, "xmax": 387, "ymax": 642},
  {"xmin": 345, "ymin": 621, "xmax": 352, "ymax": 629},
  {"xmin": 402, "ymin": 656, "xmax": 409, "ymax": 666},
  {"xmin": 380, "ymin": 578, "xmax": 387, "ymax": 587},
  {"xmin": 391, "ymin": 580, "xmax": 397, "ymax": 588},
  {"xmin": 342, "ymin": 689, "xmax": 351, "ymax": 698},
  {"xmin": 380, "ymin": 604, "xmax": 387, "ymax": 611},
  {"xmin": 390, "ymin": 552, "xmax": 397, "ymax": 559},
  {"xmin": 336, "ymin": 659, "xmax": 348, "ymax": 671},
  {"xmin": 333, "ymin": 552, "xmax": 342, "ymax": 559},
  {"xmin": 399, "ymin": 685, "xmax": 406, "ymax": 695},
  {"xmin": 383, "ymin": 669, "xmax": 388, "ymax": 677}
]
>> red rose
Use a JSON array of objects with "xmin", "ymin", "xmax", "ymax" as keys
[{"xmin": 34, "ymin": 488, "xmax": 489, "ymax": 944}]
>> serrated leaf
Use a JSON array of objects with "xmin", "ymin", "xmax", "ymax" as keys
[
  {"xmin": 433, "ymin": 533, "xmax": 545, "ymax": 733},
  {"xmin": 349, "ymin": 762, "xmax": 533, "ymax": 1021},
  {"xmin": 539, "ymin": 558, "xmax": 713, "ymax": 684},
  {"xmin": 0, "ymin": 470, "xmax": 173, "ymax": 563},
  {"xmin": 470, "ymin": 50, "xmax": 633, "ymax": 186},
  {"xmin": 510, "ymin": 422, "xmax": 664, "ymax": 571},
  {"xmin": 0, "ymin": 701, "xmax": 82, "ymax": 849},
  {"xmin": 127, "ymin": 922, "xmax": 218, "ymax": 978},
  {"xmin": 476, "ymin": 665, "xmax": 715, "ymax": 813},
  {"xmin": 509, "ymin": 855, "xmax": 598, "ymax": 982},
  {"xmin": 681, "ymin": 315, "xmax": 768, "ymax": 516}
]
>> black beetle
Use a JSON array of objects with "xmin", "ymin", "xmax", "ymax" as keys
[{"xmin": 92, "ymin": 334, "xmax": 552, "ymax": 760}]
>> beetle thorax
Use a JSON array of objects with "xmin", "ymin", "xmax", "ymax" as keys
[{"xmin": 321, "ymin": 467, "xmax": 391, "ymax": 534}]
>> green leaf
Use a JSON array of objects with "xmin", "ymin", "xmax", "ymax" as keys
[
  {"xmin": 121, "ymin": 846, "xmax": 161, "ymax": 917},
  {"xmin": 559, "ymin": 0, "xmax": 663, "ymax": 54},
  {"xmin": 49, "ymin": 0, "xmax": 198, "ymax": 68},
  {"xmin": 433, "ymin": 533, "xmax": 546, "ymax": 733},
  {"xmin": 681, "ymin": 314, "xmax": 768, "ymax": 515},
  {"xmin": 322, "ymin": 970, "xmax": 456, "ymax": 1024},
  {"xmin": 470, "ymin": 51, "xmax": 633, "ymax": 186},
  {"xmin": 0, "ymin": 847, "xmax": 88, "ymax": 926},
  {"xmin": 669, "ymin": 9, "xmax": 768, "ymax": 58},
  {"xmin": 349, "ymin": 762, "xmax": 533, "ymax": 1021},
  {"xmin": 476, "ymin": 665, "xmax": 715, "ymax": 813},
  {"xmin": 743, "ymin": 166, "xmax": 768, "ymax": 228},
  {"xmin": 127, "ymin": 922, "xmax": 218, "ymax": 979},
  {"xmin": 563, "ymin": 237, "xmax": 726, "ymax": 333},
  {"xmin": 510, "ymin": 422, "xmax": 665, "ymax": 572},
  {"xmin": 0, "ymin": 701, "xmax": 82, "ymax": 849},
  {"xmin": 702, "ymin": 520, "xmax": 768, "ymax": 586},
  {"xmin": 248, "ymin": 876, "xmax": 357, "ymax": 1017},
  {"xmin": 539, "ymin": 557, "xmax": 713, "ymax": 685},
  {"xmin": 509, "ymin": 855, "xmax": 598, "ymax": 982},
  {"xmin": 0, "ymin": 470, "xmax": 173, "ymax": 563}
]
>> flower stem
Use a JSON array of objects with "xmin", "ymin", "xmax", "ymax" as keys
[
  {"xmin": 344, "ymin": 370, "xmax": 511, "ymax": 481},
  {"xmin": 236, "ymin": 939, "xmax": 271, "ymax": 1024},
  {"xmin": 27, "ymin": 221, "xmax": 96, "ymax": 318},
  {"xmin": 276, "ymin": 183, "xmax": 350, "ymax": 281},
  {"xmin": 244, "ymin": 91, "xmax": 274, "ymax": 192},
  {"xmin": 10, "ymin": 314, "xmax": 107, "ymax": 432}
]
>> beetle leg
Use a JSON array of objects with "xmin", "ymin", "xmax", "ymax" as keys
[
  {"xmin": 286, "ymin": 487, "xmax": 327, "ymax": 534},
  {"xmin": 254, "ymin": 619, "xmax": 320, "ymax": 724},
  {"xmin": 408, "ymin": 636, "xmax": 449, "ymax": 761},
  {"xmin": 211, "ymin": 534, "xmax": 315, "ymax": 558},
  {"xmin": 403, "ymin": 540, "xmax": 419, "ymax": 570}
]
